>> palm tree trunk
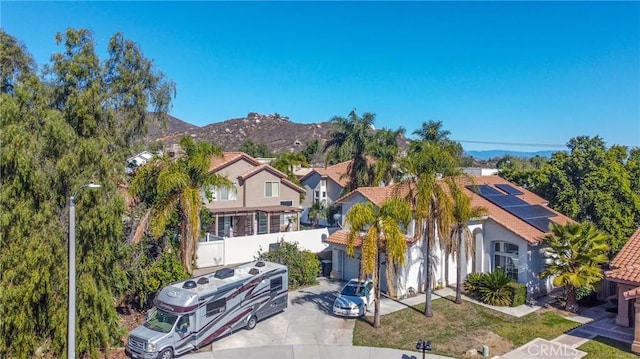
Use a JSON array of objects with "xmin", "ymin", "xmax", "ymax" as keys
[
  {"xmin": 566, "ymin": 285, "xmax": 578, "ymax": 313},
  {"xmin": 181, "ymin": 222, "xmax": 192, "ymax": 274},
  {"xmin": 374, "ymin": 252, "xmax": 381, "ymax": 328},
  {"xmin": 424, "ymin": 221, "xmax": 433, "ymax": 317},
  {"xmin": 455, "ymin": 229, "xmax": 463, "ymax": 304}
]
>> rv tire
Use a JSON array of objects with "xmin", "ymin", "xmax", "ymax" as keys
[
  {"xmin": 246, "ymin": 315, "xmax": 258, "ymax": 330},
  {"xmin": 158, "ymin": 348, "xmax": 173, "ymax": 359}
]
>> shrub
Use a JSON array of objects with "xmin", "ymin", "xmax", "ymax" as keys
[
  {"xmin": 464, "ymin": 272, "xmax": 484, "ymax": 297},
  {"xmin": 259, "ymin": 241, "xmax": 320, "ymax": 289},
  {"xmin": 479, "ymin": 270, "xmax": 513, "ymax": 306},
  {"xmin": 508, "ymin": 282, "xmax": 527, "ymax": 307}
]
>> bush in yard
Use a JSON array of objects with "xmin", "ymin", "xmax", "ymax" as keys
[
  {"xmin": 464, "ymin": 272, "xmax": 484, "ymax": 297},
  {"xmin": 259, "ymin": 241, "xmax": 320, "ymax": 288},
  {"xmin": 508, "ymin": 282, "xmax": 527, "ymax": 307},
  {"xmin": 479, "ymin": 270, "xmax": 513, "ymax": 306}
]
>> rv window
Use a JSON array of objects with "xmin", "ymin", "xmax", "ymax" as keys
[
  {"xmin": 206, "ymin": 298, "xmax": 226, "ymax": 317},
  {"xmin": 270, "ymin": 276, "xmax": 283, "ymax": 291}
]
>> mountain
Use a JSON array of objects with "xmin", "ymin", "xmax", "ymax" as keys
[{"xmin": 465, "ymin": 149, "xmax": 564, "ymax": 161}]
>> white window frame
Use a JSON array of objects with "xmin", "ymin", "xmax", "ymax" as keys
[{"xmin": 265, "ymin": 182, "xmax": 279, "ymax": 197}]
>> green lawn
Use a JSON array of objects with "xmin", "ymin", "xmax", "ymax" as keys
[
  {"xmin": 353, "ymin": 296, "xmax": 580, "ymax": 358},
  {"xmin": 579, "ymin": 336, "xmax": 637, "ymax": 359}
]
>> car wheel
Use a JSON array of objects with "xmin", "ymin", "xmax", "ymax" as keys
[
  {"xmin": 246, "ymin": 315, "xmax": 257, "ymax": 330},
  {"xmin": 159, "ymin": 348, "xmax": 173, "ymax": 359}
]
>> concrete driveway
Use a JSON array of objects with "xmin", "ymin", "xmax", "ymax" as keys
[{"xmin": 210, "ymin": 278, "xmax": 355, "ymax": 350}]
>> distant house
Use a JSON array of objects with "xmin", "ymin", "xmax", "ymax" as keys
[
  {"xmin": 202, "ymin": 152, "xmax": 305, "ymax": 238},
  {"xmin": 298, "ymin": 160, "xmax": 352, "ymax": 226},
  {"xmin": 126, "ymin": 151, "xmax": 155, "ymax": 174},
  {"xmin": 326, "ymin": 175, "xmax": 573, "ymax": 298},
  {"xmin": 604, "ymin": 227, "xmax": 640, "ymax": 353}
]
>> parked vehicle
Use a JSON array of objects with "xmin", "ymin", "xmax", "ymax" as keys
[
  {"xmin": 126, "ymin": 260, "xmax": 288, "ymax": 359},
  {"xmin": 332, "ymin": 279, "xmax": 373, "ymax": 317}
]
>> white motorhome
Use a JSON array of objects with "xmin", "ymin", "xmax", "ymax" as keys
[{"xmin": 126, "ymin": 260, "xmax": 288, "ymax": 359}]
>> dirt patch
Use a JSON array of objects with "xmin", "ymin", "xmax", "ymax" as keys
[
  {"xmin": 105, "ymin": 308, "xmax": 146, "ymax": 358},
  {"xmin": 434, "ymin": 329, "xmax": 514, "ymax": 358}
]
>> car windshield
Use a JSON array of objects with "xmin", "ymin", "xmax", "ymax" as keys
[
  {"xmin": 143, "ymin": 309, "xmax": 178, "ymax": 333},
  {"xmin": 341, "ymin": 283, "xmax": 366, "ymax": 297}
]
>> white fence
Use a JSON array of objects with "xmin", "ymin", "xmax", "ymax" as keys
[{"xmin": 196, "ymin": 228, "xmax": 331, "ymax": 268}]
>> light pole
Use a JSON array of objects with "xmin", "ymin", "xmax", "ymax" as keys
[
  {"xmin": 416, "ymin": 339, "xmax": 432, "ymax": 359},
  {"xmin": 68, "ymin": 183, "xmax": 101, "ymax": 359}
]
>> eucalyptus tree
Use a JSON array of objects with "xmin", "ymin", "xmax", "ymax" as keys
[
  {"xmin": 540, "ymin": 222, "xmax": 610, "ymax": 312},
  {"xmin": 131, "ymin": 137, "xmax": 232, "ymax": 274},
  {"xmin": 323, "ymin": 110, "xmax": 376, "ymax": 192},
  {"xmin": 0, "ymin": 28, "xmax": 174, "ymax": 358},
  {"xmin": 345, "ymin": 198, "xmax": 413, "ymax": 328},
  {"xmin": 448, "ymin": 178, "xmax": 486, "ymax": 304}
]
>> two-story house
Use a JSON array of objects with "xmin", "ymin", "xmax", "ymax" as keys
[
  {"xmin": 203, "ymin": 152, "xmax": 305, "ymax": 237},
  {"xmin": 298, "ymin": 160, "xmax": 351, "ymax": 226}
]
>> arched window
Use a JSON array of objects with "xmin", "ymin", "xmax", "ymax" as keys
[{"xmin": 493, "ymin": 242, "xmax": 518, "ymax": 280}]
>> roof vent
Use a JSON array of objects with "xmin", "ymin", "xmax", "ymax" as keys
[
  {"xmin": 214, "ymin": 268, "xmax": 234, "ymax": 279},
  {"xmin": 249, "ymin": 268, "xmax": 260, "ymax": 275},
  {"xmin": 182, "ymin": 280, "xmax": 197, "ymax": 289},
  {"xmin": 197, "ymin": 277, "xmax": 209, "ymax": 285},
  {"xmin": 255, "ymin": 261, "xmax": 266, "ymax": 267}
]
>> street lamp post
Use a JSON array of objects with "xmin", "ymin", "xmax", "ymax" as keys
[
  {"xmin": 68, "ymin": 183, "xmax": 100, "ymax": 359},
  {"xmin": 416, "ymin": 339, "xmax": 432, "ymax": 359}
]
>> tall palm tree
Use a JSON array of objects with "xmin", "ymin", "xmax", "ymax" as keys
[
  {"xmin": 345, "ymin": 198, "xmax": 412, "ymax": 328},
  {"xmin": 270, "ymin": 151, "xmax": 309, "ymax": 185},
  {"xmin": 412, "ymin": 120, "xmax": 451, "ymax": 143},
  {"xmin": 540, "ymin": 222, "xmax": 609, "ymax": 312},
  {"xmin": 131, "ymin": 137, "xmax": 231, "ymax": 273},
  {"xmin": 323, "ymin": 110, "xmax": 375, "ymax": 192},
  {"xmin": 399, "ymin": 141, "xmax": 458, "ymax": 317},
  {"xmin": 448, "ymin": 178, "xmax": 486, "ymax": 304}
]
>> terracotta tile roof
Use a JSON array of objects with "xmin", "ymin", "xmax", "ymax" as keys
[
  {"xmin": 611, "ymin": 228, "xmax": 640, "ymax": 269},
  {"xmin": 335, "ymin": 183, "xmax": 412, "ymax": 208},
  {"xmin": 238, "ymin": 164, "xmax": 305, "ymax": 193},
  {"xmin": 624, "ymin": 286, "xmax": 640, "ymax": 300},
  {"xmin": 208, "ymin": 151, "xmax": 261, "ymax": 173},
  {"xmin": 325, "ymin": 229, "xmax": 417, "ymax": 248},
  {"xmin": 300, "ymin": 160, "xmax": 352, "ymax": 188},
  {"xmin": 605, "ymin": 228, "xmax": 640, "ymax": 285},
  {"xmin": 335, "ymin": 175, "xmax": 573, "ymax": 245}
]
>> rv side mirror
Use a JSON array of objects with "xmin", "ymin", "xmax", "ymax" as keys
[{"xmin": 146, "ymin": 308, "xmax": 156, "ymax": 321}]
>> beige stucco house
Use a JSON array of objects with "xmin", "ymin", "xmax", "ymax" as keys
[
  {"xmin": 202, "ymin": 152, "xmax": 305, "ymax": 237},
  {"xmin": 298, "ymin": 160, "xmax": 351, "ymax": 225}
]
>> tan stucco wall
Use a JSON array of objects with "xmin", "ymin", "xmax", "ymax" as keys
[{"xmin": 243, "ymin": 171, "xmax": 300, "ymax": 207}]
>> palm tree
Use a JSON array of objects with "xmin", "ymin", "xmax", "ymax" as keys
[
  {"xmin": 448, "ymin": 178, "xmax": 486, "ymax": 304},
  {"xmin": 323, "ymin": 110, "xmax": 375, "ymax": 192},
  {"xmin": 131, "ymin": 137, "xmax": 231, "ymax": 273},
  {"xmin": 369, "ymin": 127, "xmax": 405, "ymax": 187},
  {"xmin": 270, "ymin": 151, "xmax": 309, "ymax": 185},
  {"xmin": 345, "ymin": 197, "xmax": 412, "ymax": 328},
  {"xmin": 540, "ymin": 222, "xmax": 609, "ymax": 312},
  {"xmin": 412, "ymin": 120, "xmax": 451, "ymax": 143}
]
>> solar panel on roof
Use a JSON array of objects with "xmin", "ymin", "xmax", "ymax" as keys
[
  {"xmin": 508, "ymin": 205, "xmax": 557, "ymax": 219},
  {"xmin": 495, "ymin": 184, "xmax": 524, "ymax": 195},
  {"xmin": 486, "ymin": 195, "xmax": 528, "ymax": 208},
  {"xmin": 525, "ymin": 217, "xmax": 554, "ymax": 233},
  {"xmin": 467, "ymin": 184, "xmax": 503, "ymax": 196}
]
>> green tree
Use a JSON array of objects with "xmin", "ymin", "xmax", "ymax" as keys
[
  {"xmin": 505, "ymin": 136, "xmax": 640, "ymax": 252},
  {"xmin": 540, "ymin": 222, "xmax": 610, "ymax": 312},
  {"xmin": 0, "ymin": 28, "xmax": 174, "ymax": 358},
  {"xmin": 271, "ymin": 151, "xmax": 309, "ymax": 185},
  {"xmin": 346, "ymin": 198, "xmax": 412, "ymax": 328},
  {"xmin": 369, "ymin": 127, "xmax": 405, "ymax": 186},
  {"xmin": 323, "ymin": 110, "xmax": 376, "ymax": 192},
  {"xmin": 239, "ymin": 139, "xmax": 273, "ymax": 158},
  {"xmin": 301, "ymin": 138, "xmax": 320, "ymax": 163},
  {"xmin": 259, "ymin": 241, "xmax": 320, "ymax": 288},
  {"xmin": 132, "ymin": 137, "xmax": 232, "ymax": 274},
  {"xmin": 448, "ymin": 178, "xmax": 486, "ymax": 304}
]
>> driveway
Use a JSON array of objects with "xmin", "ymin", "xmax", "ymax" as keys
[{"xmin": 209, "ymin": 278, "xmax": 355, "ymax": 350}]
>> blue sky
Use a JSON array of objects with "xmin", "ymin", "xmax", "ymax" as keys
[{"xmin": 2, "ymin": 1, "xmax": 639, "ymax": 151}]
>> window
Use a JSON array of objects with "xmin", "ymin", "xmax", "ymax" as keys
[
  {"xmin": 265, "ymin": 182, "xmax": 279, "ymax": 197},
  {"xmin": 218, "ymin": 216, "xmax": 233, "ymax": 237},
  {"xmin": 320, "ymin": 179, "xmax": 327, "ymax": 187},
  {"xmin": 206, "ymin": 298, "xmax": 226, "ymax": 317},
  {"xmin": 209, "ymin": 185, "xmax": 236, "ymax": 201},
  {"xmin": 322, "ymin": 191, "xmax": 326, "ymax": 198},
  {"xmin": 257, "ymin": 212, "xmax": 268, "ymax": 234},
  {"xmin": 493, "ymin": 242, "xmax": 519, "ymax": 280},
  {"xmin": 270, "ymin": 276, "xmax": 283, "ymax": 292}
]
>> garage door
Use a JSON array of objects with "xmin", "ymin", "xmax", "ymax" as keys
[{"xmin": 343, "ymin": 254, "xmax": 360, "ymax": 281}]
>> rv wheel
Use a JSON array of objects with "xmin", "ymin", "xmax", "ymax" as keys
[
  {"xmin": 159, "ymin": 348, "xmax": 173, "ymax": 359},
  {"xmin": 246, "ymin": 315, "xmax": 257, "ymax": 330}
]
